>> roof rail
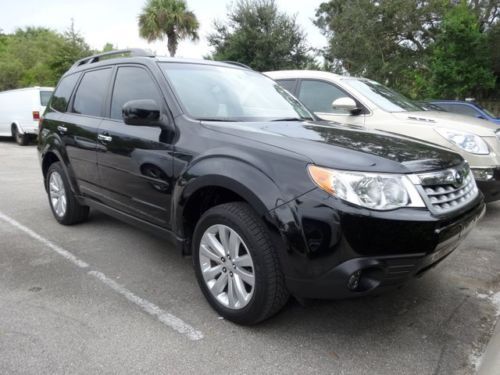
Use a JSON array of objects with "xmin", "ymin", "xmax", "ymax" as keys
[
  {"xmin": 70, "ymin": 48, "xmax": 155, "ymax": 70},
  {"xmin": 222, "ymin": 61, "xmax": 252, "ymax": 70}
]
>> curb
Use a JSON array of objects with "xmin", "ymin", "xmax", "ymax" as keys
[{"xmin": 478, "ymin": 318, "xmax": 500, "ymax": 375}]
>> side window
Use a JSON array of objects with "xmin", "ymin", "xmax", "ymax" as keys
[
  {"xmin": 276, "ymin": 79, "xmax": 297, "ymax": 94},
  {"xmin": 40, "ymin": 90, "xmax": 53, "ymax": 107},
  {"xmin": 110, "ymin": 66, "xmax": 162, "ymax": 120},
  {"xmin": 51, "ymin": 74, "xmax": 80, "ymax": 112},
  {"xmin": 72, "ymin": 68, "xmax": 112, "ymax": 117},
  {"xmin": 448, "ymin": 104, "xmax": 481, "ymax": 117},
  {"xmin": 298, "ymin": 80, "xmax": 351, "ymax": 114}
]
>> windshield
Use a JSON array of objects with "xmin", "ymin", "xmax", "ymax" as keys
[
  {"xmin": 475, "ymin": 104, "xmax": 497, "ymax": 119},
  {"xmin": 40, "ymin": 90, "xmax": 53, "ymax": 106},
  {"xmin": 343, "ymin": 78, "xmax": 424, "ymax": 112},
  {"xmin": 159, "ymin": 62, "xmax": 313, "ymax": 122}
]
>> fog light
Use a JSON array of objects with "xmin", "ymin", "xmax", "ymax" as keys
[
  {"xmin": 472, "ymin": 168, "xmax": 495, "ymax": 181},
  {"xmin": 348, "ymin": 270, "xmax": 362, "ymax": 291}
]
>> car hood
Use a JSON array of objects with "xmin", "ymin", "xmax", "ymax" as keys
[
  {"xmin": 392, "ymin": 111, "xmax": 499, "ymax": 137},
  {"xmin": 203, "ymin": 120, "xmax": 463, "ymax": 174}
]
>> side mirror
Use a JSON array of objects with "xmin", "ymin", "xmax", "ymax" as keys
[
  {"xmin": 122, "ymin": 99, "xmax": 161, "ymax": 126},
  {"xmin": 332, "ymin": 97, "xmax": 359, "ymax": 113}
]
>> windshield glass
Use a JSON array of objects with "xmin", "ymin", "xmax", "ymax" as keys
[
  {"xmin": 159, "ymin": 62, "xmax": 313, "ymax": 121},
  {"xmin": 343, "ymin": 78, "xmax": 424, "ymax": 112},
  {"xmin": 40, "ymin": 90, "xmax": 53, "ymax": 106},
  {"xmin": 475, "ymin": 104, "xmax": 497, "ymax": 118}
]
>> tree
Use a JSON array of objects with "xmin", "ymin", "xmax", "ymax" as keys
[
  {"xmin": 48, "ymin": 20, "xmax": 93, "ymax": 79},
  {"xmin": 102, "ymin": 43, "xmax": 116, "ymax": 52},
  {"xmin": 315, "ymin": 0, "xmax": 449, "ymax": 97},
  {"xmin": 138, "ymin": 0, "xmax": 199, "ymax": 57},
  {"xmin": 427, "ymin": 1, "xmax": 496, "ymax": 98},
  {"xmin": 315, "ymin": 0, "xmax": 498, "ymax": 99},
  {"xmin": 0, "ymin": 24, "xmax": 93, "ymax": 91},
  {"xmin": 207, "ymin": 0, "xmax": 314, "ymax": 71}
]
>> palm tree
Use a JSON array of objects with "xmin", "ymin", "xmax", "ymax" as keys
[{"xmin": 138, "ymin": 0, "xmax": 199, "ymax": 57}]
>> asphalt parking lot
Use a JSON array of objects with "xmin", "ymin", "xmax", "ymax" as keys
[{"xmin": 0, "ymin": 139, "xmax": 499, "ymax": 375}]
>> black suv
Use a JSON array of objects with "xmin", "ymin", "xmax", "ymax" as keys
[{"xmin": 38, "ymin": 49, "xmax": 485, "ymax": 324}]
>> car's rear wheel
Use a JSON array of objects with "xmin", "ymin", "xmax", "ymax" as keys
[
  {"xmin": 46, "ymin": 162, "xmax": 89, "ymax": 225},
  {"xmin": 192, "ymin": 202, "xmax": 289, "ymax": 325},
  {"xmin": 12, "ymin": 125, "xmax": 28, "ymax": 146}
]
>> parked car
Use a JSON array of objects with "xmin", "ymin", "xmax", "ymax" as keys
[
  {"xmin": 265, "ymin": 71, "xmax": 500, "ymax": 202},
  {"xmin": 415, "ymin": 101, "xmax": 446, "ymax": 112},
  {"xmin": 0, "ymin": 86, "xmax": 54, "ymax": 145},
  {"xmin": 430, "ymin": 100, "xmax": 500, "ymax": 125},
  {"xmin": 38, "ymin": 50, "xmax": 485, "ymax": 324}
]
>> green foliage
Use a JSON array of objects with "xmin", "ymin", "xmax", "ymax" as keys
[
  {"xmin": 207, "ymin": 0, "xmax": 314, "ymax": 71},
  {"xmin": 427, "ymin": 1, "xmax": 496, "ymax": 98},
  {"xmin": 138, "ymin": 0, "xmax": 199, "ymax": 57},
  {"xmin": 315, "ymin": 0, "xmax": 498, "ymax": 99},
  {"xmin": 315, "ymin": 0, "xmax": 449, "ymax": 97},
  {"xmin": 102, "ymin": 43, "xmax": 116, "ymax": 52},
  {"xmin": 0, "ymin": 23, "xmax": 92, "ymax": 91}
]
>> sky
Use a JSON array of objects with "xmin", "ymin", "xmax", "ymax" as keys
[{"xmin": 0, "ymin": 0, "xmax": 327, "ymax": 58}]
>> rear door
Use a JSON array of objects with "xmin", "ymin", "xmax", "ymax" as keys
[
  {"xmin": 56, "ymin": 68, "xmax": 112, "ymax": 195},
  {"xmin": 96, "ymin": 64, "xmax": 175, "ymax": 228}
]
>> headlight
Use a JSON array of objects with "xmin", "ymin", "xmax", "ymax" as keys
[
  {"xmin": 308, "ymin": 165, "xmax": 425, "ymax": 210},
  {"xmin": 435, "ymin": 128, "xmax": 489, "ymax": 155}
]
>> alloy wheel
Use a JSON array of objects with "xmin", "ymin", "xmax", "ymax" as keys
[
  {"xmin": 49, "ymin": 171, "xmax": 67, "ymax": 218},
  {"xmin": 199, "ymin": 224, "xmax": 255, "ymax": 309}
]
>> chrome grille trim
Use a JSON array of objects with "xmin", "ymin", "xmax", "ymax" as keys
[{"xmin": 412, "ymin": 164, "xmax": 479, "ymax": 215}]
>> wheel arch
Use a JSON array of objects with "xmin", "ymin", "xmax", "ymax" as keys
[
  {"xmin": 173, "ymin": 157, "xmax": 284, "ymax": 253},
  {"xmin": 40, "ymin": 144, "xmax": 80, "ymax": 196},
  {"xmin": 11, "ymin": 122, "xmax": 23, "ymax": 135}
]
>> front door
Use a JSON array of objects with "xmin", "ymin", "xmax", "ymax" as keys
[
  {"xmin": 96, "ymin": 65, "xmax": 175, "ymax": 228},
  {"xmin": 296, "ymin": 79, "xmax": 367, "ymax": 127}
]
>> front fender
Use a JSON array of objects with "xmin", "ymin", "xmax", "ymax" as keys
[{"xmin": 172, "ymin": 156, "xmax": 286, "ymax": 238}]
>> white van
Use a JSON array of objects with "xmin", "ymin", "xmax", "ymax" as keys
[{"xmin": 0, "ymin": 86, "xmax": 54, "ymax": 145}]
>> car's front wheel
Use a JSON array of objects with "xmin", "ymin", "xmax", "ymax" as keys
[
  {"xmin": 46, "ymin": 162, "xmax": 89, "ymax": 225},
  {"xmin": 193, "ymin": 202, "xmax": 289, "ymax": 325}
]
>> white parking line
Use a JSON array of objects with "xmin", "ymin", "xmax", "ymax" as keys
[{"xmin": 0, "ymin": 211, "xmax": 204, "ymax": 341}]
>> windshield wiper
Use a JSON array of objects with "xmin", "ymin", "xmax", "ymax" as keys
[
  {"xmin": 270, "ymin": 117, "xmax": 311, "ymax": 122},
  {"xmin": 197, "ymin": 117, "xmax": 239, "ymax": 122}
]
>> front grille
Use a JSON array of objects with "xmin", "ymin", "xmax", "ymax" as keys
[{"xmin": 418, "ymin": 165, "xmax": 478, "ymax": 214}]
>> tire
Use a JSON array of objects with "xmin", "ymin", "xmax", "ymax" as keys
[
  {"xmin": 12, "ymin": 125, "xmax": 29, "ymax": 146},
  {"xmin": 192, "ymin": 202, "xmax": 289, "ymax": 325},
  {"xmin": 46, "ymin": 162, "xmax": 89, "ymax": 225}
]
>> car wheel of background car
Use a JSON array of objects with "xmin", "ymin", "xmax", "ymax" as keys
[
  {"xmin": 11, "ymin": 125, "xmax": 28, "ymax": 146},
  {"xmin": 192, "ymin": 202, "xmax": 289, "ymax": 325},
  {"xmin": 46, "ymin": 162, "xmax": 89, "ymax": 225}
]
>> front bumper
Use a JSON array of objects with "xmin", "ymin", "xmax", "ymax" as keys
[
  {"xmin": 268, "ymin": 188, "xmax": 485, "ymax": 299},
  {"xmin": 474, "ymin": 168, "xmax": 500, "ymax": 202}
]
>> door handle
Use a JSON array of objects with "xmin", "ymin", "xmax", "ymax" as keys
[
  {"xmin": 57, "ymin": 125, "xmax": 67, "ymax": 134},
  {"xmin": 98, "ymin": 134, "xmax": 113, "ymax": 142}
]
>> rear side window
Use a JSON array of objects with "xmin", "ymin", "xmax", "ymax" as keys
[
  {"xmin": 40, "ymin": 90, "xmax": 53, "ymax": 106},
  {"xmin": 73, "ymin": 68, "xmax": 112, "ymax": 117},
  {"xmin": 51, "ymin": 74, "xmax": 79, "ymax": 112},
  {"xmin": 110, "ymin": 66, "xmax": 162, "ymax": 120}
]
